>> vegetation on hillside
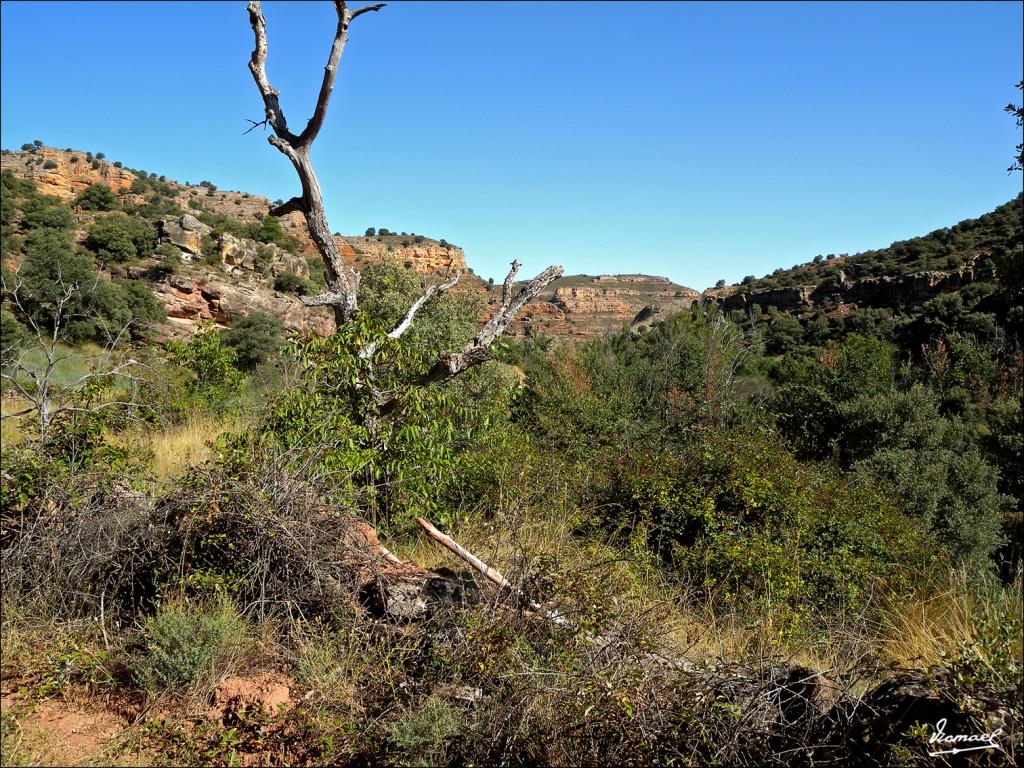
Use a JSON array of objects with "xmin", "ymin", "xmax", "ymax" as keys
[
  {"xmin": 2, "ymin": 167, "xmax": 1021, "ymax": 763},
  {"xmin": 1, "ymin": 67, "xmax": 1021, "ymax": 764},
  {"xmin": 736, "ymin": 194, "xmax": 1022, "ymax": 293}
]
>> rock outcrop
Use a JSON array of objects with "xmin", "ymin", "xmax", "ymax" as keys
[
  {"xmin": 506, "ymin": 275, "xmax": 700, "ymax": 339},
  {"xmin": 157, "ymin": 213, "xmax": 210, "ymax": 256},
  {"xmin": 715, "ymin": 257, "xmax": 983, "ymax": 315},
  {"xmin": 1, "ymin": 147, "xmax": 136, "ymax": 199},
  {"xmin": 217, "ymin": 232, "xmax": 309, "ymax": 278},
  {"xmin": 154, "ymin": 271, "xmax": 332, "ymax": 336},
  {"xmin": 1, "ymin": 148, "xmax": 704, "ymax": 343}
]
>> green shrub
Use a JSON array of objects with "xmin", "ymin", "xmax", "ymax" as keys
[
  {"xmin": 222, "ymin": 311, "xmax": 286, "ymax": 371},
  {"xmin": 150, "ymin": 243, "xmax": 181, "ymax": 277},
  {"xmin": 387, "ymin": 696, "xmax": 461, "ymax": 767},
  {"xmin": 20, "ymin": 196, "xmax": 74, "ymax": 230},
  {"xmin": 132, "ymin": 597, "xmax": 249, "ymax": 693},
  {"xmin": 167, "ymin": 324, "xmax": 244, "ymax": 405},
  {"xmin": 272, "ymin": 270, "xmax": 310, "ymax": 295},
  {"xmin": 74, "ymin": 183, "xmax": 119, "ymax": 212},
  {"xmin": 85, "ymin": 213, "xmax": 154, "ymax": 263}
]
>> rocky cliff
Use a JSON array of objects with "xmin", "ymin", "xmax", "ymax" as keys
[
  {"xmin": 2, "ymin": 147, "xmax": 137, "ymax": 198},
  {"xmin": 2, "ymin": 147, "xmax": 700, "ymax": 342},
  {"xmin": 502, "ymin": 274, "xmax": 701, "ymax": 339},
  {"xmin": 711, "ymin": 256, "xmax": 986, "ymax": 316}
]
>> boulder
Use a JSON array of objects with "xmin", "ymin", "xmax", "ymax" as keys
[
  {"xmin": 158, "ymin": 213, "xmax": 211, "ymax": 255},
  {"xmin": 218, "ymin": 233, "xmax": 258, "ymax": 272}
]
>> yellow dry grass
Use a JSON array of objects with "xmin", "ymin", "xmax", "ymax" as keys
[
  {"xmin": 392, "ymin": 492, "xmax": 1021, "ymax": 677},
  {"xmin": 110, "ymin": 414, "xmax": 237, "ymax": 485},
  {"xmin": 1, "ymin": 392, "xmax": 33, "ymax": 447},
  {"xmin": 877, "ymin": 568, "xmax": 1023, "ymax": 669}
]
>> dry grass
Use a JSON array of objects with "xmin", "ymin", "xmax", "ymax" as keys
[
  {"xmin": 391, "ymin": 494, "xmax": 1023, "ymax": 682},
  {"xmin": 1, "ymin": 391, "xmax": 32, "ymax": 446},
  {"xmin": 877, "ymin": 568, "xmax": 1023, "ymax": 668},
  {"xmin": 109, "ymin": 414, "xmax": 236, "ymax": 484}
]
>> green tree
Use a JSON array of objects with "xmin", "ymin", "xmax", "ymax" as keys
[
  {"xmin": 20, "ymin": 196, "xmax": 75, "ymax": 231},
  {"xmin": 74, "ymin": 183, "xmax": 119, "ymax": 212},
  {"xmin": 167, "ymin": 324, "xmax": 244, "ymax": 406},
  {"xmin": 0, "ymin": 308, "xmax": 30, "ymax": 364},
  {"xmin": 222, "ymin": 311, "xmax": 286, "ymax": 371},
  {"xmin": 85, "ymin": 213, "xmax": 155, "ymax": 263}
]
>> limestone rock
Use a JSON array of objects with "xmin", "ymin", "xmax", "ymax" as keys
[
  {"xmin": 153, "ymin": 272, "xmax": 332, "ymax": 336},
  {"xmin": 157, "ymin": 214, "xmax": 211, "ymax": 255},
  {"xmin": 0, "ymin": 147, "xmax": 136, "ymax": 199},
  {"xmin": 217, "ymin": 233, "xmax": 258, "ymax": 273}
]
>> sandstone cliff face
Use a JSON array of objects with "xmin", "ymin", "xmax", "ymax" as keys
[
  {"xmin": 2, "ymin": 147, "xmax": 137, "ymax": 199},
  {"xmin": 715, "ymin": 258, "xmax": 983, "ymax": 315},
  {"xmin": 151, "ymin": 269, "xmax": 333, "ymax": 338},
  {"xmin": 1, "ymin": 149, "xmax": 467, "ymax": 279},
  {"xmin": 3, "ymin": 148, "xmax": 707, "ymax": 343},
  {"xmin": 506, "ymin": 275, "xmax": 700, "ymax": 339}
]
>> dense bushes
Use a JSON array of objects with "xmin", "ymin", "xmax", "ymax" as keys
[
  {"xmin": 84, "ymin": 212, "xmax": 155, "ymax": 263},
  {"xmin": 602, "ymin": 429, "xmax": 934, "ymax": 627},
  {"xmin": 8, "ymin": 230, "xmax": 162, "ymax": 341},
  {"xmin": 772, "ymin": 335, "xmax": 1009, "ymax": 570},
  {"xmin": 222, "ymin": 311, "xmax": 286, "ymax": 371},
  {"xmin": 74, "ymin": 182, "xmax": 119, "ymax": 211}
]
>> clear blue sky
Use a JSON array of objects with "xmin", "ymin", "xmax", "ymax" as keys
[{"xmin": 2, "ymin": 1, "xmax": 1021, "ymax": 289}]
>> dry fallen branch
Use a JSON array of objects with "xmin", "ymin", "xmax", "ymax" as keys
[{"xmin": 415, "ymin": 517, "xmax": 568, "ymax": 625}]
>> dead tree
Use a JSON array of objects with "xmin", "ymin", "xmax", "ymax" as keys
[
  {"xmin": 1, "ymin": 271, "xmax": 147, "ymax": 441},
  {"xmin": 244, "ymin": 0, "xmax": 563, "ymax": 382},
  {"xmin": 243, "ymin": 0, "xmax": 564, "ymax": 616}
]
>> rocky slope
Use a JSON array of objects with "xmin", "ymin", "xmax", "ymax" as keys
[
  {"xmin": 709, "ymin": 257, "xmax": 983, "ymax": 315},
  {"xmin": 505, "ymin": 274, "xmax": 701, "ymax": 339},
  {"xmin": 702, "ymin": 194, "xmax": 1021, "ymax": 322},
  {"xmin": 2, "ymin": 147, "xmax": 702, "ymax": 341}
]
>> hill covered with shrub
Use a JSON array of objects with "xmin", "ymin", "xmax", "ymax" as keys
[{"xmin": 1, "ymin": 143, "xmax": 1021, "ymax": 764}]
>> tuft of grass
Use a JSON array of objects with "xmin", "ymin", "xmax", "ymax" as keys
[
  {"xmin": 109, "ymin": 414, "xmax": 234, "ymax": 484},
  {"xmin": 132, "ymin": 596, "xmax": 251, "ymax": 695},
  {"xmin": 294, "ymin": 629, "xmax": 363, "ymax": 714},
  {"xmin": 878, "ymin": 567, "xmax": 1023, "ymax": 670},
  {"xmin": 387, "ymin": 695, "xmax": 461, "ymax": 767}
]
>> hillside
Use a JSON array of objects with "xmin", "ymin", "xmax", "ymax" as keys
[
  {"xmin": 1, "ymin": 146, "xmax": 705, "ymax": 341},
  {"xmin": 707, "ymin": 195, "xmax": 1022, "ymax": 315},
  {"xmin": 3, "ymin": 138, "xmax": 1021, "ymax": 768}
]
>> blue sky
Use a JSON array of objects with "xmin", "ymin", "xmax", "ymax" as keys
[{"xmin": 2, "ymin": 1, "xmax": 1021, "ymax": 289}]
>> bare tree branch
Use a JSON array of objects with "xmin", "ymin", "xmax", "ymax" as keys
[
  {"xmin": 349, "ymin": 3, "xmax": 386, "ymax": 21},
  {"xmin": 269, "ymin": 196, "xmax": 305, "ymax": 217},
  {"xmin": 243, "ymin": 1, "xmax": 563, "ymax": 362},
  {"xmin": 246, "ymin": 0, "xmax": 365, "ymax": 326},
  {"xmin": 415, "ymin": 517, "xmax": 568, "ymax": 625},
  {"xmin": 246, "ymin": 0, "xmax": 296, "ymax": 142},
  {"xmin": 299, "ymin": 1, "xmax": 353, "ymax": 146},
  {"xmin": 301, "ymin": 290, "xmax": 353, "ymax": 308},
  {"xmin": 359, "ymin": 271, "xmax": 462, "ymax": 360},
  {"xmin": 419, "ymin": 262, "xmax": 563, "ymax": 386},
  {"xmin": 502, "ymin": 259, "xmax": 521, "ymax": 305},
  {"xmin": 243, "ymin": 118, "xmax": 270, "ymax": 135}
]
